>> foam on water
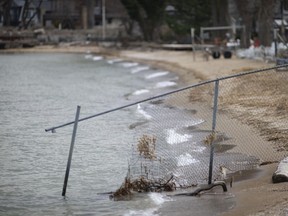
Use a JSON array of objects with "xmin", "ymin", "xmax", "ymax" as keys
[
  {"xmin": 166, "ymin": 129, "xmax": 192, "ymax": 145},
  {"xmin": 124, "ymin": 193, "xmax": 171, "ymax": 216},
  {"xmin": 107, "ymin": 58, "xmax": 123, "ymax": 64},
  {"xmin": 132, "ymin": 89, "xmax": 150, "ymax": 95},
  {"xmin": 148, "ymin": 193, "xmax": 171, "ymax": 205},
  {"xmin": 137, "ymin": 104, "xmax": 153, "ymax": 120},
  {"xmin": 121, "ymin": 62, "xmax": 139, "ymax": 68},
  {"xmin": 84, "ymin": 54, "xmax": 93, "ymax": 59},
  {"xmin": 192, "ymin": 146, "xmax": 206, "ymax": 153},
  {"xmin": 92, "ymin": 56, "xmax": 104, "ymax": 61},
  {"xmin": 184, "ymin": 119, "xmax": 205, "ymax": 127},
  {"xmin": 124, "ymin": 208, "xmax": 159, "ymax": 216},
  {"xmin": 154, "ymin": 81, "xmax": 177, "ymax": 88},
  {"xmin": 145, "ymin": 71, "xmax": 169, "ymax": 79},
  {"xmin": 131, "ymin": 66, "xmax": 150, "ymax": 74},
  {"xmin": 177, "ymin": 153, "xmax": 200, "ymax": 166}
]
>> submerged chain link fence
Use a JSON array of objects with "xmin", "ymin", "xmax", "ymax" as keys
[{"xmin": 46, "ymin": 64, "xmax": 288, "ymax": 197}]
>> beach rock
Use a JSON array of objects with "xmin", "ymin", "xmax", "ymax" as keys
[{"xmin": 272, "ymin": 157, "xmax": 288, "ymax": 183}]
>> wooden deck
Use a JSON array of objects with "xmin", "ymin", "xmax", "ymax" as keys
[{"xmin": 162, "ymin": 43, "xmax": 216, "ymax": 51}]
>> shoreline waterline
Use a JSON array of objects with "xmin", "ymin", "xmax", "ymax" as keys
[{"xmin": 1, "ymin": 45, "xmax": 287, "ymax": 216}]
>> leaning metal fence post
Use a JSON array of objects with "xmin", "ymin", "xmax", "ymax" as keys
[
  {"xmin": 208, "ymin": 80, "xmax": 219, "ymax": 185},
  {"xmin": 62, "ymin": 105, "xmax": 81, "ymax": 196}
]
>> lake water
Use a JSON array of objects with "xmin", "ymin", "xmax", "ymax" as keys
[
  {"xmin": 0, "ymin": 52, "xmax": 186, "ymax": 216},
  {"xmin": 0, "ymin": 51, "xmax": 243, "ymax": 216}
]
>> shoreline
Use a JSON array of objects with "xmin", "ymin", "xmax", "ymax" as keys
[{"xmin": 2, "ymin": 44, "xmax": 288, "ymax": 215}]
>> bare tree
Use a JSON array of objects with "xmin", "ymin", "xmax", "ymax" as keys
[{"xmin": 21, "ymin": 0, "xmax": 44, "ymax": 29}]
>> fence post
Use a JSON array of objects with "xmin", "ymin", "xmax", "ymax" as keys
[
  {"xmin": 208, "ymin": 80, "xmax": 219, "ymax": 185},
  {"xmin": 62, "ymin": 105, "xmax": 81, "ymax": 196}
]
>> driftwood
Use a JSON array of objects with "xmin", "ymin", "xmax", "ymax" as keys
[
  {"xmin": 272, "ymin": 157, "xmax": 288, "ymax": 183},
  {"xmin": 173, "ymin": 181, "xmax": 227, "ymax": 196}
]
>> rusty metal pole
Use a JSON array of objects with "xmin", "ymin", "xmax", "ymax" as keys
[
  {"xmin": 62, "ymin": 105, "xmax": 81, "ymax": 196},
  {"xmin": 208, "ymin": 80, "xmax": 219, "ymax": 185}
]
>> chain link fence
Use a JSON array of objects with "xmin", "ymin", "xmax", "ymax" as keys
[
  {"xmin": 117, "ymin": 66, "xmax": 288, "ymax": 196},
  {"xmin": 46, "ymin": 64, "xmax": 288, "ymax": 198}
]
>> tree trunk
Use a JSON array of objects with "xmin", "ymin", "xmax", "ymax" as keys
[
  {"xmin": 120, "ymin": 0, "xmax": 166, "ymax": 41},
  {"xmin": 258, "ymin": 0, "xmax": 277, "ymax": 46},
  {"xmin": 25, "ymin": 0, "xmax": 44, "ymax": 28},
  {"xmin": 86, "ymin": 0, "xmax": 95, "ymax": 29},
  {"xmin": 211, "ymin": 0, "xmax": 229, "ymax": 39},
  {"xmin": 235, "ymin": 0, "xmax": 257, "ymax": 48},
  {"xmin": 21, "ymin": 0, "xmax": 31, "ymax": 29},
  {"xmin": 3, "ymin": 0, "xmax": 12, "ymax": 26}
]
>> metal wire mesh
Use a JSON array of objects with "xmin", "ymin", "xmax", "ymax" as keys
[
  {"xmin": 46, "ymin": 65, "xmax": 288, "ymax": 194},
  {"xmin": 125, "ymin": 68, "xmax": 288, "ymax": 189}
]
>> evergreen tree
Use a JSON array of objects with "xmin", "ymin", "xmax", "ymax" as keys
[
  {"xmin": 166, "ymin": 0, "xmax": 211, "ymax": 37},
  {"xmin": 121, "ymin": 0, "xmax": 167, "ymax": 41}
]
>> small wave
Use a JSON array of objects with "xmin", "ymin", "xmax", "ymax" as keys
[
  {"xmin": 166, "ymin": 129, "xmax": 192, "ymax": 145},
  {"xmin": 107, "ymin": 58, "xmax": 123, "ymax": 64},
  {"xmin": 192, "ymin": 146, "xmax": 206, "ymax": 153},
  {"xmin": 154, "ymin": 81, "xmax": 177, "ymax": 88},
  {"xmin": 131, "ymin": 66, "xmax": 150, "ymax": 74},
  {"xmin": 84, "ymin": 54, "xmax": 93, "ymax": 59},
  {"xmin": 185, "ymin": 119, "xmax": 205, "ymax": 127},
  {"xmin": 132, "ymin": 89, "xmax": 150, "ymax": 95},
  {"xmin": 177, "ymin": 153, "xmax": 200, "ymax": 166},
  {"xmin": 121, "ymin": 62, "xmax": 139, "ymax": 68},
  {"xmin": 124, "ymin": 208, "xmax": 158, "ymax": 216},
  {"xmin": 137, "ymin": 104, "xmax": 152, "ymax": 120},
  {"xmin": 124, "ymin": 194, "xmax": 171, "ymax": 216},
  {"xmin": 145, "ymin": 71, "xmax": 169, "ymax": 79},
  {"xmin": 92, "ymin": 56, "xmax": 103, "ymax": 61},
  {"xmin": 149, "ymin": 193, "xmax": 171, "ymax": 205}
]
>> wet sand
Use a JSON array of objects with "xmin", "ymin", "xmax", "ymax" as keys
[
  {"xmin": 114, "ymin": 49, "xmax": 288, "ymax": 216},
  {"xmin": 2, "ymin": 44, "xmax": 288, "ymax": 215}
]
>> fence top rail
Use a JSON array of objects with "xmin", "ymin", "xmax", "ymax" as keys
[{"xmin": 45, "ymin": 63, "xmax": 288, "ymax": 133}]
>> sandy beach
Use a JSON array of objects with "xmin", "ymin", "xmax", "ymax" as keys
[
  {"xmin": 113, "ymin": 49, "xmax": 288, "ymax": 216},
  {"xmin": 2, "ymin": 44, "xmax": 288, "ymax": 215}
]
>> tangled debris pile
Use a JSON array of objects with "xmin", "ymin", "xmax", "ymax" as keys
[{"xmin": 111, "ymin": 134, "xmax": 177, "ymax": 200}]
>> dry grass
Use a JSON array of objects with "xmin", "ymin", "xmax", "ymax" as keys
[
  {"xmin": 189, "ymin": 68, "xmax": 288, "ymax": 151},
  {"xmin": 137, "ymin": 134, "xmax": 157, "ymax": 160}
]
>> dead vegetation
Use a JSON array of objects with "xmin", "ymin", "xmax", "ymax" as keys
[
  {"xmin": 203, "ymin": 132, "xmax": 216, "ymax": 145},
  {"xmin": 137, "ymin": 135, "xmax": 157, "ymax": 160},
  {"xmin": 111, "ymin": 134, "xmax": 177, "ymax": 200}
]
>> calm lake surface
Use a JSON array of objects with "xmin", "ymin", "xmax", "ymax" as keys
[{"xmin": 0, "ymin": 52, "xmax": 182, "ymax": 216}]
